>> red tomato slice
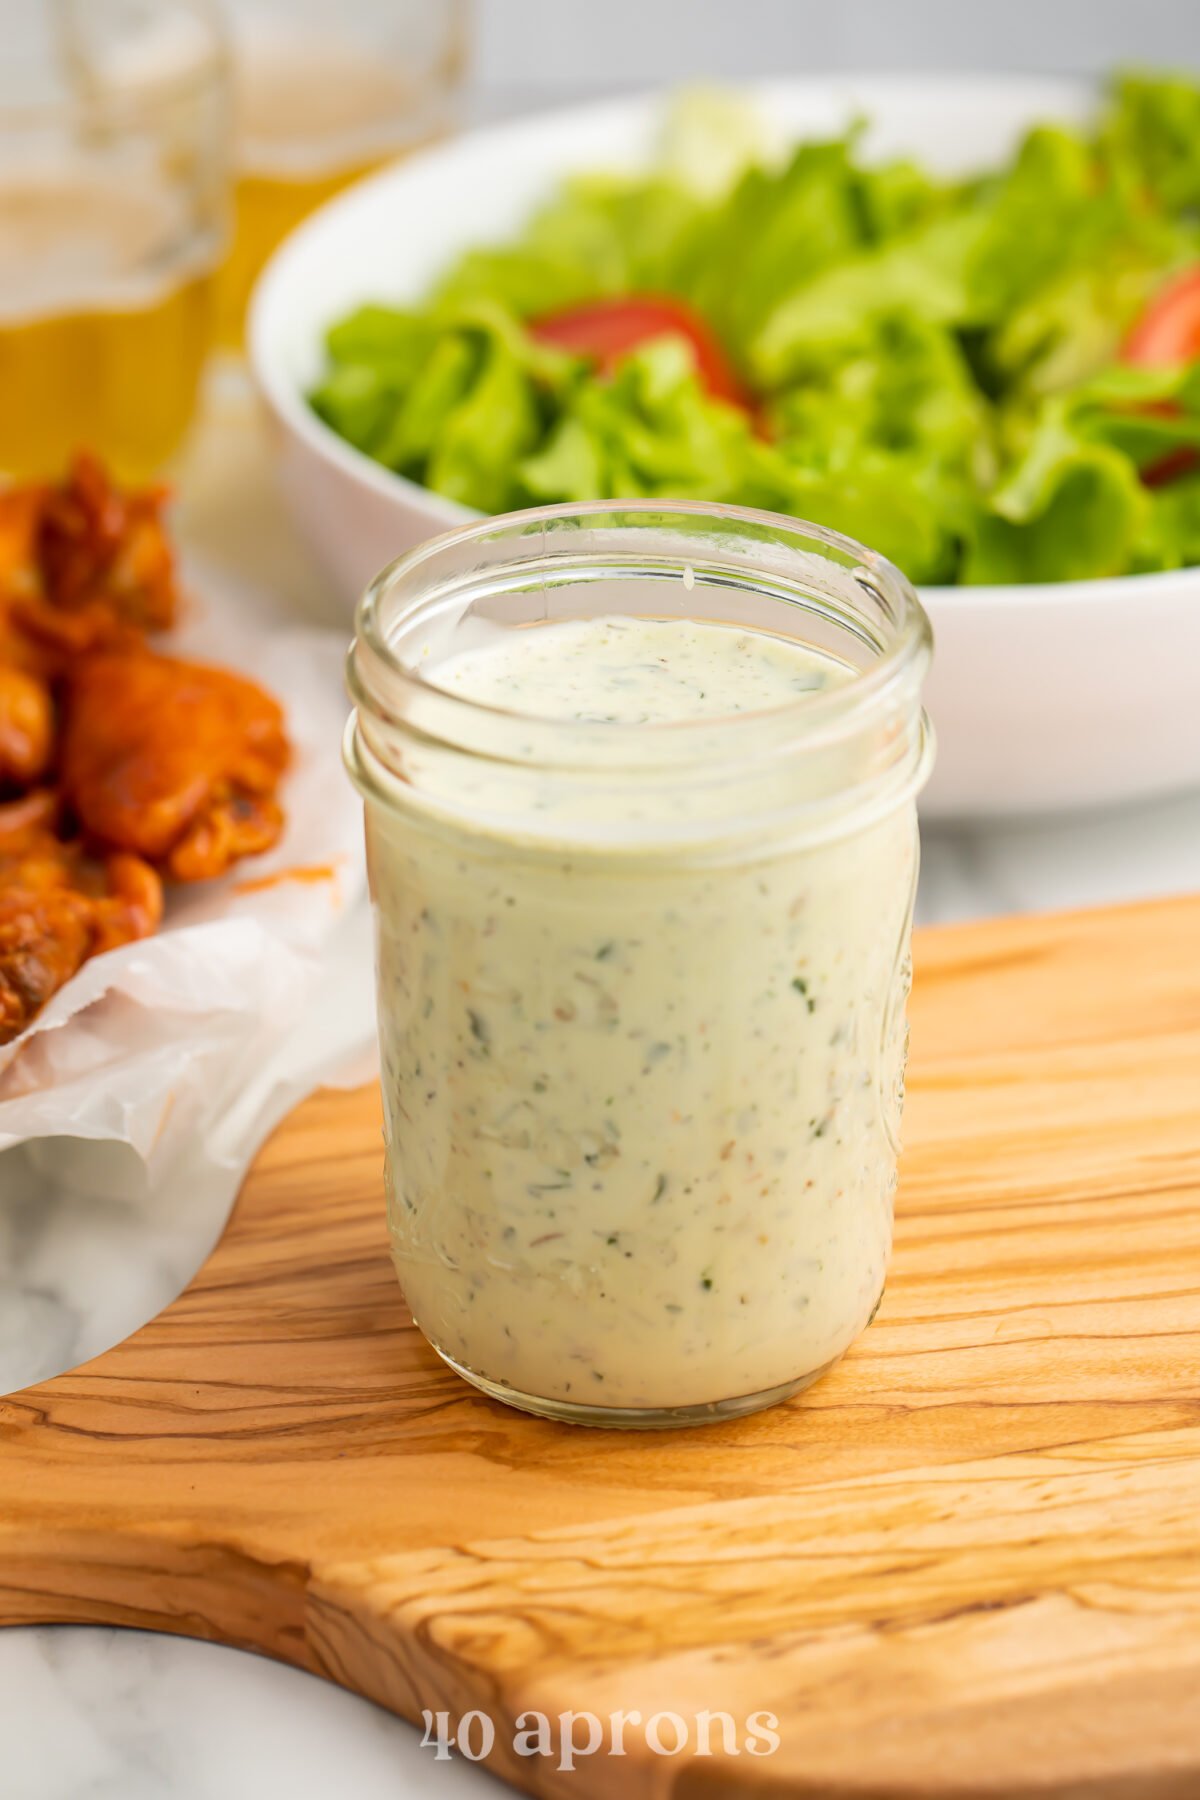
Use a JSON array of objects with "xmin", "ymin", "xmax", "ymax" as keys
[
  {"xmin": 1124, "ymin": 267, "xmax": 1200, "ymax": 367},
  {"xmin": 531, "ymin": 295, "xmax": 752, "ymax": 410},
  {"xmin": 1122, "ymin": 267, "xmax": 1200, "ymax": 484}
]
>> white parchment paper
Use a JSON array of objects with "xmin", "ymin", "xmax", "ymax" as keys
[{"xmin": 0, "ymin": 554, "xmax": 374, "ymax": 1166}]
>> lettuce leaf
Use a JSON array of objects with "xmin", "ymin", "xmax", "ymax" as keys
[
  {"xmin": 1131, "ymin": 476, "xmax": 1200, "ymax": 571},
  {"xmin": 310, "ymin": 306, "xmax": 439, "ymax": 455},
  {"xmin": 964, "ymin": 407, "xmax": 1148, "ymax": 583},
  {"xmin": 1103, "ymin": 71, "xmax": 1200, "ymax": 215},
  {"xmin": 965, "ymin": 127, "xmax": 1098, "ymax": 322},
  {"xmin": 767, "ymin": 311, "xmax": 991, "ymax": 468},
  {"xmin": 684, "ymin": 139, "xmax": 878, "ymax": 360},
  {"xmin": 1065, "ymin": 360, "xmax": 1200, "ymax": 469},
  {"xmin": 436, "ymin": 175, "xmax": 710, "ymax": 319},
  {"xmin": 310, "ymin": 72, "xmax": 1200, "ymax": 586},
  {"xmin": 781, "ymin": 454, "xmax": 972, "ymax": 586},
  {"xmin": 519, "ymin": 336, "xmax": 768, "ymax": 506},
  {"xmin": 750, "ymin": 208, "xmax": 988, "ymax": 387}
]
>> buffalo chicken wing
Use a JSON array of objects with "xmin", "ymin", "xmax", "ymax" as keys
[
  {"xmin": 0, "ymin": 456, "xmax": 290, "ymax": 1040},
  {"xmin": 1, "ymin": 458, "xmax": 182, "ymax": 791},
  {"xmin": 0, "ymin": 791, "xmax": 162, "ymax": 1044},
  {"xmin": 0, "ymin": 486, "xmax": 57, "ymax": 787},
  {"xmin": 0, "ymin": 664, "xmax": 54, "ymax": 788},
  {"xmin": 0, "ymin": 455, "xmax": 178, "ymax": 670},
  {"xmin": 61, "ymin": 649, "xmax": 290, "ymax": 883}
]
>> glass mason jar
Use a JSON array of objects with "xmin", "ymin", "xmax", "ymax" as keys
[{"xmin": 345, "ymin": 502, "xmax": 933, "ymax": 1428}]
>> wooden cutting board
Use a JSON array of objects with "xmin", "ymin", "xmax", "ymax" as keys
[{"xmin": 2, "ymin": 895, "xmax": 1200, "ymax": 1799}]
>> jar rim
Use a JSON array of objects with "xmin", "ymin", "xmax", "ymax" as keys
[{"xmin": 350, "ymin": 499, "xmax": 933, "ymax": 775}]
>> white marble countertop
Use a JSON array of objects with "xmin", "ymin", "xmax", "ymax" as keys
[{"xmin": 3, "ymin": 385, "xmax": 1199, "ymax": 1800}]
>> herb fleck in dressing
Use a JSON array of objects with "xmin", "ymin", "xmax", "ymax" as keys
[{"xmin": 368, "ymin": 616, "xmax": 917, "ymax": 1412}]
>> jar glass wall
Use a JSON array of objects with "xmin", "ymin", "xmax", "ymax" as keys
[{"xmin": 346, "ymin": 502, "xmax": 933, "ymax": 1428}]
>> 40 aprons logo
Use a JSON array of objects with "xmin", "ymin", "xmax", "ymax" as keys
[{"xmin": 421, "ymin": 1705, "xmax": 781, "ymax": 1771}]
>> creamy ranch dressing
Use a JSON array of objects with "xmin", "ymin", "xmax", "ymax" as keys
[
  {"xmin": 430, "ymin": 614, "xmax": 842, "ymax": 720},
  {"xmin": 368, "ymin": 615, "xmax": 918, "ymax": 1413}
]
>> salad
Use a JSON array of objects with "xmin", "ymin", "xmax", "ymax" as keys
[{"xmin": 310, "ymin": 74, "xmax": 1200, "ymax": 586}]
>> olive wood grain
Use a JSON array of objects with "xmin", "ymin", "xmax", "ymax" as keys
[{"xmin": 3, "ymin": 895, "xmax": 1200, "ymax": 1798}]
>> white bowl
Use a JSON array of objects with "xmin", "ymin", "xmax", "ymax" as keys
[{"xmin": 250, "ymin": 76, "xmax": 1200, "ymax": 819}]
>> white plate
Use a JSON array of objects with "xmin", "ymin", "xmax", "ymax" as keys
[{"xmin": 250, "ymin": 76, "xmax": 1200, "ymax": 819}]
